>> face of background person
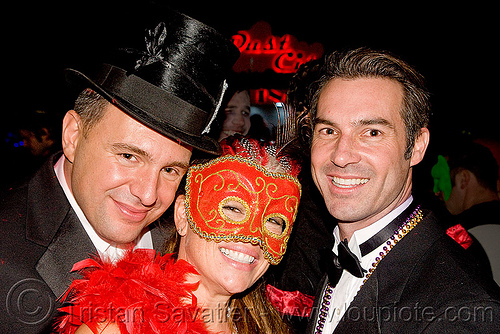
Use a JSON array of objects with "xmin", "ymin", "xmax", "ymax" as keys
[
  {"xmin": 310, "ymin": 77, "xmax": 429, "ymax": 230},
  {"xmin": 219, "ymin": 90, "xmax": 251, "ymax": 141},
  {"xmin": 174, "ymin": 195, "xmax": 271, "ymax": 300},
  {"xmin": 19, "ymin": 128, "xmax": 54, "ymax": 157},
  {"xmin": 62, "ymin": 103, "xmax": 192, "ymax": 246}
]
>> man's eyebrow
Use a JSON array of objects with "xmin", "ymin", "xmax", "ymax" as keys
[
  {"xmin": 171, "ymin": 160, "xmax": 190, "ymax": 170},
  {"xmin": 312, "ymin": 117, "xmax": 394, "ymax": 129},
  {"xmin": 111, "ymin": 143, "xmax": 190, "ymax": 169},
  {"xmin": 355, "ymin": 117, "xmax": 394, "ymax": 128},
  {"xmin": 112, "ymin": 143, "xmax": 150, "ymax": 159},
  {"xmin": 312, "ymin": 117, "xmax": 336, "ymax": 127},
  {"xmin": 225, "ymin": 104, "xmax": 245, "ymax": 110}
]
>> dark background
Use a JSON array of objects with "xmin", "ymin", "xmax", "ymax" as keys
[{"xmin": 2, "ymin": 0, "xmax": 498, "ymax": 191}]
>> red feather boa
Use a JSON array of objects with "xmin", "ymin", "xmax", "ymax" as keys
[{"xmin": 55, "ymin": 249, "xmax": 212, "ymax": 334}]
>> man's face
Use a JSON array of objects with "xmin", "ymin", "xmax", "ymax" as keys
[
  {"xmin": 219, "ymin": 91, "xmax": 251, "ymax": 140},
  {"xmin": 63, "ymin": 104, "xmax": 192, "ymax": 246},
  {"xmin": 310, "ymin": 78, "xmax": 427, "ymax": 228},
  {"xmin": 20, "ymin": 128, "xmax": 53, "ymax": 157}
]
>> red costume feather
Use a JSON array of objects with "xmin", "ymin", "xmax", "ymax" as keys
[{"xmin": 55, "ymin": 249, "xmax": 212, "ymax": 334}]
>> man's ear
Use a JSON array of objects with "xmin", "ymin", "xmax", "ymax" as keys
[
  {"xmin": 410, "ymin": 128, "xmax": 430, "ymax": 167},
  {"xmin": 174, "ymin": 195, "xmax": 188, "ymax": 236},
  {"xmin": 61, "ymin": 110, "xmax": 82, "ymax": 163},
  {"xmin": 457, "ymin": 170, "xmax": 471, "ymax": 190}
]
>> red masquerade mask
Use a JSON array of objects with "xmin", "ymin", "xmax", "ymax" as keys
[{"xmin": 185, "ymin": 153, "xmax": 301, "ymax": 265}]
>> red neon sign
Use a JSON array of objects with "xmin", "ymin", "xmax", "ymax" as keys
[
  {"xmin": 232, "ymin": 21, "xmax": 324, "ymax": 74},
  {"xmin": 250, "ymin": 88, "xmax": 286, "ymax": 105}
]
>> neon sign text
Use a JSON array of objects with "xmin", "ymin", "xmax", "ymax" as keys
[
  {"xmin": 232, "ymin": 21, "xmax": 323, "ymax": 74},
  {"xmin": 250, "ymin": 88, "xmax": 286, "ymax": 105}
]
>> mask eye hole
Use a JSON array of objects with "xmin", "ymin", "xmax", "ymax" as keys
[
  {"xmin": 263, "ymin": 214, "xmax": 289, "ymax": 237},
  {"xmin": 218, "ymin": 196, "xmax": 250, "ymax": 224}
]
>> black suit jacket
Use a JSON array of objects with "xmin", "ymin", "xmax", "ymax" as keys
[
  {"xmin": 0, "ymin": 154, "xmax": 170, "ymax": 333},
  {"xmin": 306, "ymin": 206, "xmax": 500, "ymax": 333}
]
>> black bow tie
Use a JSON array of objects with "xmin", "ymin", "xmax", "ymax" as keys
[
  {"xmin": 320, "ymin": 202, "xmax": 420, "ymax": 287},
  {"xmin": 321, "ymin": 239, "xmax": 367, "ymax": 286}
]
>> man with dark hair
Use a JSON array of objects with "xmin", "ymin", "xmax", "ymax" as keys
[
  {"xmin": 446, "ymin": 142, "xmax": 499, "ymax": 215},
  {"xmin": 303, "ymin": 48, "xmax": 500, "ymax": 333},
  {"xmin": 3, "ymin": 110, "xmax": 62, "ymax": 189},
  {"xmin": 445, "ymin": 141, "xmax": 500, "ymax": 285},
  {"xmin": 0, "ymin": 10, "xmax": 239, "ymax": 333},
  {"xmin": 19, "ymin": 110, "xmax": 61, "ymax": 159}
]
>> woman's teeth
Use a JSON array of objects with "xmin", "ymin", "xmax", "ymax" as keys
[
  {"xmin": 332, "ymin": 176, "xmax": 369, "ymax": 188},
  {"xmin": 223, "ymin": 130, "xmax": 242, "ymax": 136},
  {"xmin": 220, "ymin": 247, "xmax": 255, "ymax": 264}
]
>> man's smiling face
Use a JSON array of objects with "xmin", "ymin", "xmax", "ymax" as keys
[{"xmin": 310, "ymin": 77, "xmax": 420, "ymax": 229}]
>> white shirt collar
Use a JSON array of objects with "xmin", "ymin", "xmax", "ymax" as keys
[
  {"xmin": 54, "ymin": 155, "xmax": 153, "ymax": 261},
  {"xmin": 333, "ymin": 196, "xmax": 413, "ymax": 259}
]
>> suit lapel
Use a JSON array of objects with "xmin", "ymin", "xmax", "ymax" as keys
[
  {"xmin": 333, "ymin": 208, "xmax": 442, "ymax": 333},
  {"xmin": 36, "ymin": 209, "xmax": 95, "ymax": 298},
  {"xmin": 26, "ymin": 153, "xmax": 69, "ymax": 246},
  {"xmin": 25, "ymin": 154, "xmax": 97, "ymax": 298},
  {"xmin": 305, "ymin": 275, "xmax": 329, "ymax": 333},
  {"xmin": 335, "ymin": 272, "xmax": 380, "ymax": 333},
  {"xmin": 39, "ymin": 219, "xmax": 171, "ymax": 298},
  {"xmin": 374, "ymin": 209, "xmax": 442, "ymax": 307}
]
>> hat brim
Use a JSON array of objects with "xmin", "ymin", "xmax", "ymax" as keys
[{"xmin": 65, "ymin": 68, "xmax": 222, "ymax": 155}]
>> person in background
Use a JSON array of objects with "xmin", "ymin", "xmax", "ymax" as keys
[
  {"xmin": 0, "ymin": 9, "xmax": 239, "ymax": 333},
  {"xmin": 440, "ymin": 141, "xmax": 500, "ymax": 285},
  {"xmin": 56, "ymin": 136, "xmax": 301, "ymax": 334},
  {"xmin": 2, "ymin": 109, "xmax": 62, "ymax": 190},
  {"xmin": 19, "ymin": 109, "xmax": 61, "ymax": 159},
  {"xmin": 218, "ymin": 86, "xmax": 251, "ymax": 141}
]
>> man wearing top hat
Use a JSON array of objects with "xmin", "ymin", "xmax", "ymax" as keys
[{"xmin": 0, "ymin": 10, "xmax": 239, "ymax": 333}]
